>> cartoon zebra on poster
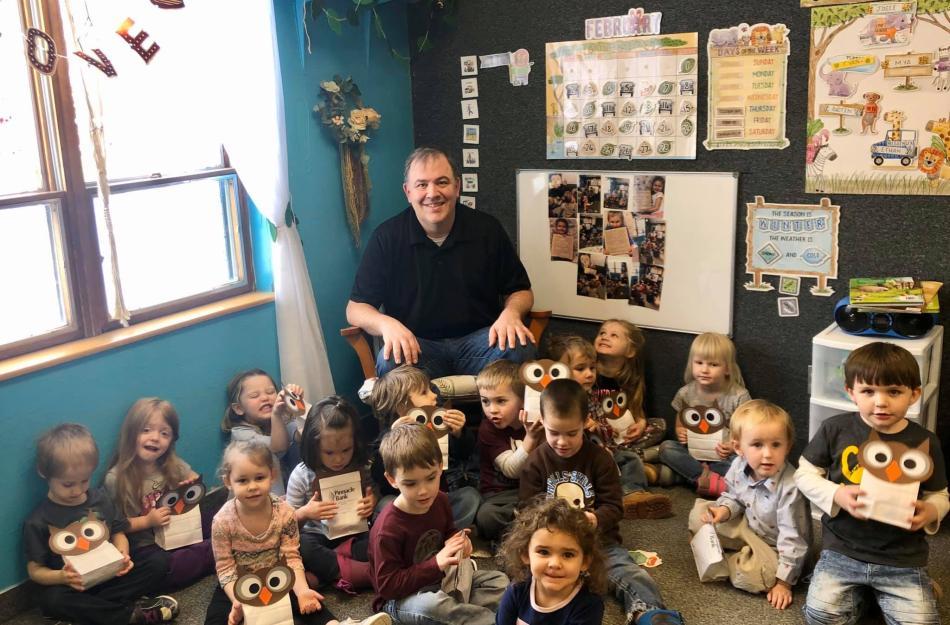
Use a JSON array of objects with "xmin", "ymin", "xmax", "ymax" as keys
[
  {"xmin": 933, "ymin": 46, "xmax": 950, "ymax": 91},
  {"xmin": 805, "ymin": 129, "xmax": 837, "ymax": 192}
]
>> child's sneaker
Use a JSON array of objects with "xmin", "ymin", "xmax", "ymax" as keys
[
  {"xmin": 622, "ymin": 491, "xmax": 673, "ymax": 519},
  {"xmin": 131, "ymin": 596, "xmax": 179, "ymax": 624},
  {"xmin": 637, "ymin": 608, "xmax": 684, "ymax": 624},
  {"xmin": 695, "ymin": 465, "xmax": 727, "ymax": 498},
  {"xmin": 339, "ymin": 614, "xmax": 392, "ymax": 625}
]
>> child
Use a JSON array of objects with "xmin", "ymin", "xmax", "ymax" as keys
[
  {"xmin": 496, "ymin": 497, "xmax": 606, "ymax": 625},
  {"xmin": 553, "ymin": 333, "xmax": 672, "ymax": 518},
  {"xmin": 659, "ymin": 332, "xmax": 751, "ymax": 497},
  {"xmin": 368, "ymin": 424, "xmax": 508, "ymax": 624},
  {"xmin": 103, "ymin": 398, "xmax": 215, "ymax": 591},
  {"xmin": 689, "ymin": 400, "xmax": 811, "ymax": 610},
  {"xmin": 23, "ymin": 424, "xmax": 179, "ymax": 625},
  {"xmin": 222, "ymin": 369, "xmax": 301, "ymax": 495},
  {"xmin": 650, "ymin": 177, "xmax": 664, "ymax": 217},
  {"xmin": 205, "ymin": 440, "xmax": 389, "ymax": 625},
  {"xmin": 795, "ymin": 342, "xmax": 948, "ymax": 625},
  {"xmin": 369, "ymin": 365, "xmax": 480, "ymax": 528},
  {"xmin": 287, "ymin": 396, "xmax": 375, "ymax": 593},
  {"xmin": 473, "ymin": 360, "xmax": 544, "ymax": 540},
  {"xmin": 519, "ymin": 380, "xmax": 685, "ymax": 625}
]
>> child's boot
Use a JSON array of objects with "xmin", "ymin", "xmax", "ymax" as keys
[
  {"xmin": 637, "ymin": 609, "xmax": 684, "ymax": 625},
  {"xmin": 622, "ymin": 491, "xmax": 673, "ymax": 519},
  {"xmin": 696, "ymin": 464, "xmax": 727, "ymax": 498}
]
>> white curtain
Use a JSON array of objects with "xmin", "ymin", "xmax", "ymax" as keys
[{"xmin": 214, "ymin": 3, "xmax": 335, "ymax": 400}]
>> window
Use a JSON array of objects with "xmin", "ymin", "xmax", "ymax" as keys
[{"xmin": 1, "ymin": 0, "xmax": 254, "ymax": 359}]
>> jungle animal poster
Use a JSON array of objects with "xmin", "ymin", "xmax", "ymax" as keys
[
  {"xmin": 805, "ymin": 0, "xmax": 950, "ymax": 195},
  {"xmin": 545, "ymin": 33, "xmax": 699, "ymax": 160}
]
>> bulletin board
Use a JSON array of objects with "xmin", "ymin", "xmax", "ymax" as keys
[{"xmin": 517, "ymin": 169, "xmax": 738, "ymax": 335}]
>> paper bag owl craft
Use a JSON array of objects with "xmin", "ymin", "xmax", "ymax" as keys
[
  {"xmin": 600, "ymin": 389, "xmax": 636, "ymax": 446},
  {"xmin": 49, "ymin": 510, "xmax": 124, "ymax": 588},
  {"xmin": 521, "ymin": 359, "xmax": 571, "ymax": 423},
  {"xmin": 857, "ymin": 431, "xmax": 934, "ymax": 529},
  {"xmin": 679, "ymin": 401, "xmax": 728, "ymax": 462},
  {"xmin": 401, "ymin": 403, "xmax": 452, "ymax": 470},
  {"xmin": 312, "ymin": 468, "xmax": 370, "ymax": 540},
  {"xmin": 281, "ymin": 387, "xmax": 312, "ymax": 435},
  {"xmin": 155, "ymin": 476, "xmax": 205, "ymax": 550},
  {"xmin": 234, "ymin": 560, "xmax": 295, "ymax": 625}
]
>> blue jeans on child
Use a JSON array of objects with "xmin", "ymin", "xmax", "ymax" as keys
[
  {"xmin": 614, "ymin": 448, "xmax": 648, "ymax": 494},
  {"xmin": 382, "ymin": 569, "xmax": 508, "ymax": 625},
  {"xmin": 804, "ymin": 550, "xmax": 939, "ymax": 625},
  {"xmin": 658, "ymin": 440, "xmax": 733, "ymax": 483},
  {"xmin": 375, "ymin": 326, "xmax": 536, "ymax": 378},
  {"xmin": 603, "ymin": 543, "xmax": 675, "ymax": 623}
]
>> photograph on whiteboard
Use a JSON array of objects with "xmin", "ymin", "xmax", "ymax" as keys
[
  {"xmin": 549, "ymin": 173, "xmax": 579, "ymax": 218},
  {"xmin": 550, "ymin": 218, "xmax": 578, "ymax": 263},
  {"xmin": 577, "ymin": 252, "xmax": 607, "ymax": 299},
  {"xmin": 639, "ymin": 221, "xmax": 667, "ymax": 267},
  {"xmin": 603, "ymin": 175, "xmax": 631, "ymax": 210},
  {"xmin": 630, "ymin": 264, "xmax": 664, "ymax": 310},
  {"xmin": 578, "ymin": 174, "xmax": 603, "ymax": 213},
  {"xmin": 579, "ymin": 214, "xmax": 604, "ymax": 251},
  {"xmin": 704, "ymin": 22, "xmax": 791, "ymax": 150},
  {"xmin": 805, "ymin": 1, "xmax": 950, "ymax": 195},
  {"xmin": 546, "ymin": 33, "xmax": 699, "ymax": 159},
  {"xmin": 633, "ymin": 175, "xmax": 666, "ymax": 217},
  {"xmin": 604, "ymin": 211, "xmax": 633, "ymax": 256},
  {"xmin": 606, "ymin": 256, "xmax": 632, "ymax": 300}
]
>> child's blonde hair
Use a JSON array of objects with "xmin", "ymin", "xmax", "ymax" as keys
[
  {"xmin": 597, "ymin": 319, "xmax": 645, "ymax": 419},
  {"xmin": 221, "ymin": 369, "xmax": 279, "ymax": 433},
  {"xmin": 499, "ymin": 496, "xmax": 606, "ymax": 594},
  {"xmin": 36, "ymin": 423, "xmax": 99, "ymax": 479},
  {"xmin": 684, "ymin": 332, "xmax": 745, "ymax": 392},
  {"xmin": 218, "ymin": 439, "xmax": 274, "ymax": 483},
  {"xmin": 379, "ymin": 423, "xmax": 442, "ymax": 476},
  {"xmin": 106, "ymin": 398, "xmax": 191, "ymax": 516},
  {"xmin": 300, "ymin": 396, "xmax": 365, "ymax": 473},
  {"xmin": 548, "ymin": 334, "xmax": 597, "ymax": 368},
  {"xmin": 371, "ymin": 365, "xmax": 431, "ymax": 426},
  {"xmin": 729, "ymin": 399, "xmax": 794, "ymax": 444},
  {"xmin": 476, "ymin": 360, "xmax": 524, "ymax": 396}
]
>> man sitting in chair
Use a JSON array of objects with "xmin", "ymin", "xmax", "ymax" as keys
[{"xmin": 347, "ymin": 147, "xmax": 536, "ymax": 378}]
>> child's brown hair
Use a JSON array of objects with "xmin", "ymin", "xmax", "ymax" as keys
[
  {"xmin": 371, "ymin": 365, "xmax": 431, "ymax": 426},
  {"xmin": 540, "ymin": 379, "xmax": 588, "ymax": 424},
  {"xmin": 221, "ymin": 369, "xmax": 279, "ymax": 433},
  {"xmin": 596, "ymin": 319, "xmax": 645, "ymax": 419},
  {"xmin": 499, "ymin": 496, "xmax": 606, "ymax": 594},
  {"xmin": 729, "ymin": 399, "xmax": 794, "ymax": 445},
  {"xmin": 218, "ymin": 439, "xmax": 274, "ymax": 483},
  {"xmin": 476, "ymin": 360, "xmax": 525, "ymax": 397},
  {"xmin": 548, "ymin": 334, "xmax": 597, "ymax": 369},
  {"xmin": 844, "ymin": 342, "xmax": 921, "ymax": 390},
  {"xmin": 36, "ymin": 423, "xmax": 99, "ymax": 479},
  {"xmin": 379, "ymin": 423, "xmax": 442, "ymax": 476},
  {"xmin": 300, "ymin": 396, "xmax": 365, "ymax": 472}
]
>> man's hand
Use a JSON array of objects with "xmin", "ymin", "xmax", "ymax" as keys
[
  {"xmin": 908, "ymin": 500, "xmax": 938, "ymax": 532},
  {"xmin": 767, "ymin": 580, "xmax": 793, "ymax": 610},
  {"xmin": 833, "ymin": 485, "xmax": 866, "ymax": 519},
  {"xmin": 356, "ymin": 487, "xmax": 376, "ymax": 519},
  {"xmin": 621, "ymin": 419, "xmax": 646, "ymax": 444},
  {"xmin": 62, "ymin": 562, "xmax": 85, "ymax": 591},
  {"xmin": 380, "ymin": 317, "xmax": 420, "ymax": 366},
  {"xmin": 488, "ymin": 309, "xmax": 534, "ymax": 351},
  {"xmin": 700, "ymin": 505, "xmax": 731, "ymax": 525},
  {"xmin": 443, "ymin": 409, "xmax": 466, "ymax": 436},
  {"xmin": 146, "ymin": 507, "xmax": 172, "ymax": 528}
]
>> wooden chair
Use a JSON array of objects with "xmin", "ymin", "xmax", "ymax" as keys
[{"xmin": 340, "ymin": 310, "xmax": 552, "ymax": 380}]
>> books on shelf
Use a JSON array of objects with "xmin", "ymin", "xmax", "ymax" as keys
[{"xmin": 848, "ymin": 278, "xmax": 941, "ymax": 313}]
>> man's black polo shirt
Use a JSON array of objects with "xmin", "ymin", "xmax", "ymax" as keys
[{"xmin": 350, "ymin": 204, "xmax": 531, "ymax": 340}]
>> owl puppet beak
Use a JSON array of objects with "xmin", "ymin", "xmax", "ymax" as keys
[
  {"xmin": 540, "ymin": 374, "xmax": 552, "ymax": 387},
  {"xmin": 76, "ymin": 537, "xmax": 90, "ymax": 551},
  {"xmin": 698, "ymin": 420, "xmax": 709, "ymax": 434},
  {"xmin": 259, "ymin": 587, "xmax": 272, "ymax": 605},
  {"xmin": 174, "ymin": 499, "xmax": 186, "ymax": 515},
  {"xmin": 886, "ymin": 460, "xmax": 902, "ymax": 482},
  {"xmin": 426, "ymin": 423, "xmax": 434, "ymax": 431},
  {"xmin": 613, "ymin": 405, "xmax": 621, "ymax": 417}
]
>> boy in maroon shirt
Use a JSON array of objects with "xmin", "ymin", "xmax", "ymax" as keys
[{"xmin": 368, "ymin": 424, "xmax": 507, "ymax": 625}]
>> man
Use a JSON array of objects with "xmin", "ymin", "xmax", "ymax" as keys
[{"xmin": 347, "ymin": 147, "xmax": 536, "ymax": 378}]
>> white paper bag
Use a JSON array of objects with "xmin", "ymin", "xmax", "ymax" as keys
[
  {"xmin": 319, "ymin": 470, "xmax": 369, "ymax": 540},
  {"xmin": 608, "ymin": 410, "xmax": 637, "ymax": 446},
  {"xmin": 243, "ymin": 594, "xmax": 294, "ymax": 625},
  {"xmin": 63, "ymin": 541, "xmax": 124, "ymax": 589},
  {"xmin": 687, "ymin": 429, "xmax": 726, "ymax": 462},
  {"xmin": 857, "ymin": 471, "xmax": 917, "ymax": 529},
  {"xmin": 155, "ymin": 506, "xmax": 203, "ymax": 550},
  {"xmin": 524, "ymin": 388, "xmax": 542, "ymax": 423},
  {"xmin": 690, "ymin": 523, "xmax": 728, "ymax": 582}
]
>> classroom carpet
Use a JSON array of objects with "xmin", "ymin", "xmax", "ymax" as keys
[{"xmin": 5, "ymin": 486, "xmax": 948, "ymax": 625}]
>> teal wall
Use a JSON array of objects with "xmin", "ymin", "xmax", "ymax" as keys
[
  {"xmin": 274, "ymin": 0, "xmax": 414, "ymax": 405},
  {"xmin": 0, "ymin": 1, "xmax": 413, "ymax": 592}
]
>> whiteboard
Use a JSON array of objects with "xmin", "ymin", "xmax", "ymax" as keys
[{"xmin": 516, "ymin": 169, "xmax": 738, "ymax": 335}]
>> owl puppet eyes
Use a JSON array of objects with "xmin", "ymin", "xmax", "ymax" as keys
[
  {"xmin": 48, "ymin": 512, "xmax": 110, "ymax": 555},
  {"xmin": 859, "ymin": 433, "xmax": 934, "ymax": 483},
  {"xmin": 679, "ymin": 406, "xmax": 724, "ymax": 433},
  {"xmin": 521, "ymin": 360, "xmax": 571, "ymax": 389},
  {"xmin": 601, "ymin": 391, "xmax": 628, "ymax": 416},
  {"xmin": 406, "ymin": 406, "xmax": 450, "ymax": 431},
  {"xmin": 157, "ymin": 477, "xmax": 206, "ymax": 514},
  {"xmin": 234, "ymin": 563, "xmax": 295, "ymax": 606}
]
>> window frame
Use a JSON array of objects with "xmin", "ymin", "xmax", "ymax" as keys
[{"xmin": 0, "ymin": 0, "xmax": 256, "ymax": 361}]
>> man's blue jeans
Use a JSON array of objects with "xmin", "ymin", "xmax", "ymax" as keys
[{"xmin": 375, "ymin": 326, "xmax": 536, "ymax": 379}]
